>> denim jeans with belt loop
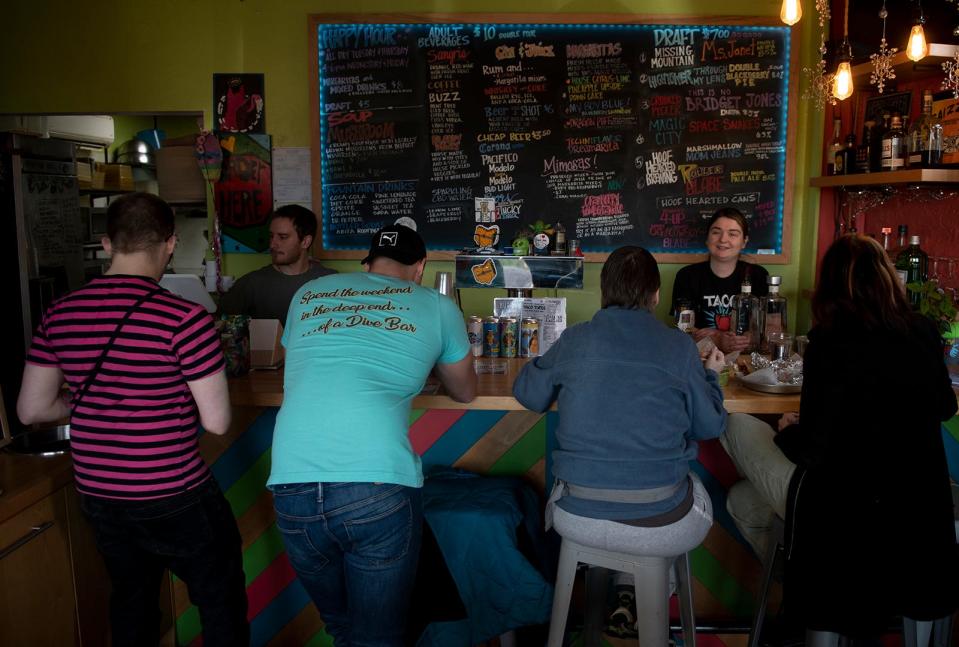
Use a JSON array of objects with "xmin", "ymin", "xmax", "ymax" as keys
[{"xmin": 270, "ymin": 481, "xmax": 423, "ymax": 647}]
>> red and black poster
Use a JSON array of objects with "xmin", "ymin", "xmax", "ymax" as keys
[
  {"xmin": 214, "ymin": 132, "xmax": 273, "ymax": 253},
  {"xmin": 214, "ymin": 73, "xmax": 266, "ymax": 134}
]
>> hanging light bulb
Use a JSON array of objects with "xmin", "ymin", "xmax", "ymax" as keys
[
  {"xmin": 780, "ymin": 0, "xmax": 802, "ymax": 26},
  {"xmin": 832, "ymin": 0, "xmax": 854, "ymax": 101},
  {"xmin": 907, "ymin": 0, "xmax": 929, "ymax": 62},
  {"xmin": 907, "ymin": 23, "xmax": 929, "ymax": 61},
  {"xmin": 832, "ymin": 49, "xmax": 854, "ymax": 100}
]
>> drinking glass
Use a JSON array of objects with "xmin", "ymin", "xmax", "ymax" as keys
[
  {"xmin": 794, "ymin": 334, "xmax": 809, "ymax": 358},
  {"xmin": 943, "ymin": 258, "xmax": 958, "ymax": 291},
  {"xmin": 929, "ymin": 257, "xmax": 943, "ymax": 284},
  {"xmin": 767, "ymin": 332, "xmax": 793, "ymax": 361},
  {"xmin": 433, "ymin": 272, "xmax": 454, "ymax": 297}
]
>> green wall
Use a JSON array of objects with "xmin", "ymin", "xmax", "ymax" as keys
[{"xmin": 2, "ymin": 0, "xmax": 823, "ymax": 331}]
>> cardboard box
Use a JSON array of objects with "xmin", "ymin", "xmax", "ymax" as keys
[
  {"xmin": 92, "ymin": 163, "xmax": 134, "ymax": 191},
  {"xmin": 156, "ymin": 146, "xmax": 207, "ymax": 203},
  {"xmin": 933, "ymin": 93, "xmax": 959, "ymax": 166},
  {"xmin": 76, "ymin": 159, "xmax": 93, "ymax": 187}
]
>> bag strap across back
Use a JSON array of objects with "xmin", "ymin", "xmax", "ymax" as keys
[{"xmin": 71, "ymin": 286, "xmax": 163, "ymax": 407}]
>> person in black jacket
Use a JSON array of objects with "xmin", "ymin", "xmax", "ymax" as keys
[{"xmin": 721, "ymin": 234, "xmax": 958, "ymax": 638}]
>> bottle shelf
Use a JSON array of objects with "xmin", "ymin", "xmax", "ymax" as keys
[
  {"xmin": 851, "ymin": 43, "xmax": 959, "ymax": 84},
  {"xmin": 809, "ymin": 168, "xmax": 959, "ymax": 188}
]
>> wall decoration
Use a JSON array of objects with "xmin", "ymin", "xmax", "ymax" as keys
[
  {"xmin": 863, "ymin": 90, "xmax": 912, "ymax": 125},
  {"xmin": 214, "ymin": 73, "xmax": 266, "ymax": 134},
  {"xmin": 869, "ymin": 1, "xmax": 897, "ymax": 94},
  {"xmin": 214, "ymin": 132, "xmax": 273, "ymax": 253}
]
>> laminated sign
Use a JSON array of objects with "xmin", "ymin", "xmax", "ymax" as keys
[{"xmin": 493, "ymin": 297, "xmax": 566, "ymax": 354}]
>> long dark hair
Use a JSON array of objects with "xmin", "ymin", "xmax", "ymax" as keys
[
  {"xmin": 812, "ymin": 234, "xmax": 912, "ymax": 332},
  {"xmin": 601, "ymin": 246, "xmax": 660, "ymax": 310}
]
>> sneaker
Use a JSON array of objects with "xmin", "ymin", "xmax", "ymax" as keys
[{"xmin": 605, "ymin": 590, "xmax": 638, "ymax": 638}]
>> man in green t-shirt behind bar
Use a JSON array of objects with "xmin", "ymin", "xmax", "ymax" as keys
[
  {"xmin": 267, "ymin": 224, "xmax": 476, "ymax": 645},
  {"xmin": 220, "ymin": 204, "xmax": 336, "ymax": 322}
]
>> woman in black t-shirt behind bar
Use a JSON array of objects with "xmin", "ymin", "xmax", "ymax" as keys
[{"xmin": 671, "ymin": 207, "xmax": 769, "ymax": 354}]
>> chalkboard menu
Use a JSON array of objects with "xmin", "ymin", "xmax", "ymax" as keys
[{"xmin": 311, "ymin": 17, "xmax": 794, "ymax": 259}]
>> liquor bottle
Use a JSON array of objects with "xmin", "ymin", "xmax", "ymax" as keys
[
  {"xmin": 880, "ymin": 114, "xmax": 907, "ymax": 171},
  {"xmin": 827, "ymin": 117, "xmax": 842, "ymax": 175},
  {"xmin": 891, "ymin": 224, "xmax": 909, "ymax": 259},
  {"xmin": 837, "ymin": 134, "xmax": 856, "ymax": 175},
  {"xmin": 856, "ymin": 121, "xmax": 876, "ymax": 173},
  {"xmin": 870, "ymin": 114, "xmax": 890, "ymax": 171},
  {"xmin": 553, "ymin": 221, "xmax": 567, "ymax": 255},
  {"xmin": 759, "ymin": 276, "xmax": 788, "ymax": 353},
  {"xmin": 907, "ymin": 89, "xmax": 943, "ymax": 168},
  {"xmin": 895, "ymin": 235, "xmax": 929, "ymax": 307},
  {"xmin": 880, "ymin": 227, "xmax": 893, "ymax": 254},
  {"xmin": 731, "ymin": 278, "xmax": 758, "ymax": 351}
]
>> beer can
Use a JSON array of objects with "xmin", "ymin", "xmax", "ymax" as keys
[
  {"xmin": 482, "ymin": 316, "xmax": 501, "ymax": 357},
  {"xmin": 520, "ymin": 318, "xmax": 539, "ymax": 357},
  {"xmin": 568, "ymin": 239, "xmax": 581, "ymax": 256},
  {"xmin": 499, "ymin": 317, "xmax": 518, "ymax": 358},
  {"xmin": 467, "ymin": 315, "xmax": 483, "ymax": 357}
]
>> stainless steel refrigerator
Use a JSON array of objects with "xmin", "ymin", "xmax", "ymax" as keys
[{"xmin": 1, "ymin": 133, "xmax": 83, "ymax": 436}]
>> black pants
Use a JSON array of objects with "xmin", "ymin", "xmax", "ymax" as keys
[{"xmin": 79, "ymin": 478, "xmax": 249, "ymax": 647}]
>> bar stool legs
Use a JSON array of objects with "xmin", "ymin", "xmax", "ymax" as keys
[
  {"xmin": 546, "ymin": 537, "xmax": 695, "ymax": 647},
  {"xmin": 548, "ymin": 540, "xmax": 580, "ymax": 647},
  {"xmin": 747, "ymin": 516, "xmax": 786, "ymax": 647},
  {"xmin": 903, "ymin": 615, "xmax": 954, "ymax": 647},
  {"xmin": 805, "ymin": 630, "xmax": 843, "ymax": 647}
]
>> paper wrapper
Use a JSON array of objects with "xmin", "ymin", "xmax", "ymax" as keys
[{"xmin": 745, "ymin": 352, "xmax": 803, "ymax": 386}]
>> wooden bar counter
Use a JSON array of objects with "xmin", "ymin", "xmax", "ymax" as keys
[{"xmin": 228, "ymin": 357, "xmax": 801, "ymax": 414}]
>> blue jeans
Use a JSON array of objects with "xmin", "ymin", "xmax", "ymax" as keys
[
  {"xmin": 78, "ymin": 477, "xmax": 249, "ymax": 647},
  {"xmin": 270, "ymin": 482, "xmax": 423, "ymax": 647}
]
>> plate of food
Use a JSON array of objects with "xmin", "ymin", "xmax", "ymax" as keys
[{"xmin": 735, "ymin": 354, "xmax": 803, "ymax": 394}]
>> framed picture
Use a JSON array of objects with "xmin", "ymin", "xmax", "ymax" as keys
[
  {"xmin": 863, "ymin": 90, "xmax": 911, "ymax": 126},
  {"xmin": 213, "ymin": 73, "xmax": 266, "ymax": 134}
]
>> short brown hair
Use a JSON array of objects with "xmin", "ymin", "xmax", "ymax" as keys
[
  {"xmin": 707, "ymin": 207, "xmax": 749, "ymax": 238},
  {"xmin": 271, "ymin": 204, "xmax": 317, "ymax": 242},
  {"xmin": 601, "ymin": 246, "xmax": 661, "ymax": 310},
  {"xmin": 812, "ymin": 234, "xmax": 912, "ymax": 332},
  {"xmin": 106, "ymin": 192, "xmax": 175, "ymax": 253}
]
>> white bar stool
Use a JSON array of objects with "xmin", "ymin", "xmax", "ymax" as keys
[{"xmin": 546, "ymin": 538, "xmax": 696, "ymax": 647}]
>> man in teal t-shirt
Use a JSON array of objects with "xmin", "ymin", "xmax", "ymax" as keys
[{"xmin": 268, "ymin": 224, "xmax": 475, "ymax": 646}]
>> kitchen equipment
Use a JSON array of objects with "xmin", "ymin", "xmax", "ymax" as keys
[
  {"xmin": 8, "ymin": 424, "xmax": 71, "ymax": 455},
  {"xmin": 2, "ymin": 133, "xmax": 83, "ymax": 437},
  {"xmin": 114, "ymin": 138, "xmax": 154, "ymax": 167}
]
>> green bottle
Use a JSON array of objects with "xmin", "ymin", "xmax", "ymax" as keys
[{"xmin": 895, "ymin": 235, "xmax": 928, "ymax": 308}]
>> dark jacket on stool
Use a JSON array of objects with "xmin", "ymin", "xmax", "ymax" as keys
[{"xmin": 775, "ymin": 315, "xmax": 958, "ymax": 638}]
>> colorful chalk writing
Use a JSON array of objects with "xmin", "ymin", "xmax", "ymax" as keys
[{"xmin": 315, "ymin": 21, "xmax": 790, "ymax": 254}]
